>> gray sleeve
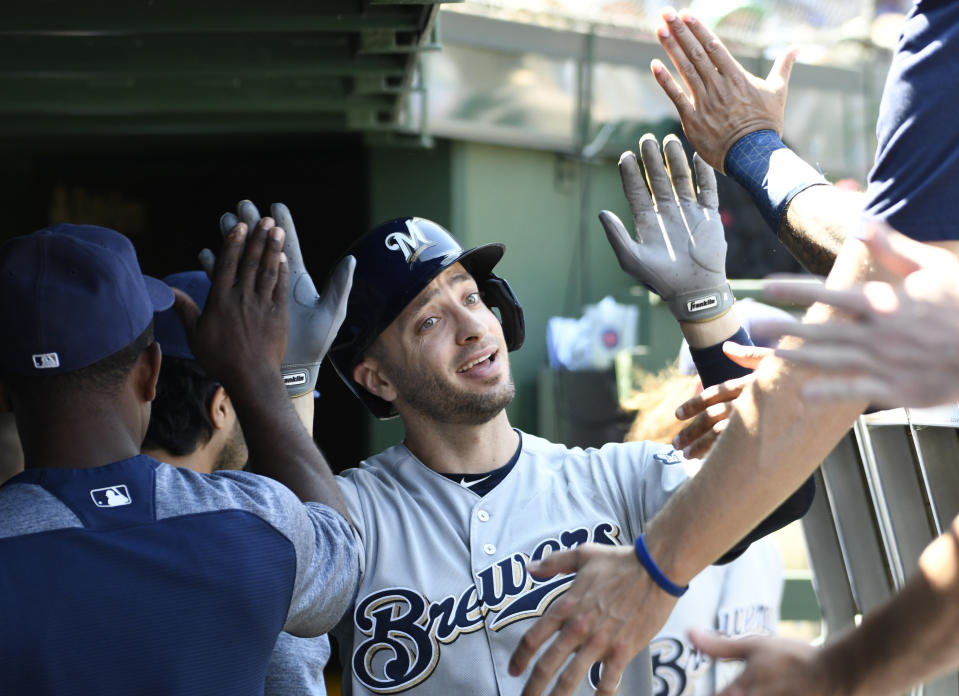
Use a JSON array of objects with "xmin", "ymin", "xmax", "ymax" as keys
[
  {"xmin": 265, "ymin": 632, "xmax": 331, "ymax": 696},
  {"xmin": 155, "ymin": 466, "xmax": 360, "ymax": 637}
]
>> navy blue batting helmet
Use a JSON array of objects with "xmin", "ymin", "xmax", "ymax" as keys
[{"xmin": 329, "ymin": 217, "xmax": 525, "ymax": 419}]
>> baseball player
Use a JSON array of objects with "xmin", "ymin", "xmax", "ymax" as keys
[
  {"xmin": 0, "ymin": 220, "xmax": 358, "ymax": 694},
  {"xmin": 141, "ymin": 268, "xmax": 335, "ymax": 696},
  {"xmin": 319, "ymin": 136, "xmax": 813, "ymax": 696}
]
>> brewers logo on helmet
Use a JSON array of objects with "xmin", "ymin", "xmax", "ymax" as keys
[{"xmin": 329, "ymin": 217, "xmax": 524, "ymax": 418}]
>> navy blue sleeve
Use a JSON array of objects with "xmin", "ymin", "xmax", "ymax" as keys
[
  {"xmin": 690, "ymin": 327, "xmax": 816, "ymax": 564},
  {"xmin": 688, "ymin": 326, "xmax": 754, "ymax": 389},
  {"xmin": 863, "ymin": 0, "xmax": 959, "ymax": 241}
]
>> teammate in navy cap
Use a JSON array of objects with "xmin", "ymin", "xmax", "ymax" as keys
[{"xmin": 0, "ymin": 220, "xmax": 358, "ymax": 695}]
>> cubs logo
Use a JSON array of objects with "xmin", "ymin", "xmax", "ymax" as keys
[
  {"xmin": 385, "ymin": 219, "xmax": 437, "ymax": 265},
  {"xmin": 352, "ymin": 522, "xmax": 621, "ymax": 693}
]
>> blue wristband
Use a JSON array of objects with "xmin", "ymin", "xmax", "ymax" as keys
[
  {"xmin": 634, "ymin": 534, "xmax": 688, "ymax": 597},
  {"xmin": 724, "ymin": 130, "xmax": 828, "ymax": 233}
]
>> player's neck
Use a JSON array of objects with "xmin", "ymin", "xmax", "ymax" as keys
[
  {"xmin": 141, "ymin": 446, "xmax": 215, "ymax": 474},
  {"xmin": 403, "ymin": 411, "xmax": 518, "ymax": 475}
]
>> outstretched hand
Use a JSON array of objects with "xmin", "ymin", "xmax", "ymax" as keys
[
  {"xmin": 756, "ymin": 224, "xmax": 959, "ymax": 409},
  {"xmin": 651, "ymin": 6, "xmax": 798, "ymax": 173},
  {"xmin": 509, "ymin": 544, "xmax": 679, "ymax": 696},
  {"xmin": 217, "ymin": 201, "xmax": 355, "ymax": 396},
  {"xmin": 175, "ymin": 218, "xmax": 289, "ymax": 393},
  {"xmin": 601, "ymin": 134, "xmax": 733, "ymax": 325},
  {"xmin": 689, "ymin": 629, "xmax": 829, "ymax": 696},
  {"xmin": 673, "ymin": 343, "xmax": 771, "ymax": 458}
]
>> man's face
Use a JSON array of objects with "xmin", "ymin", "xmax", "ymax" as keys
[{"xmin": 367, "ymin": 263, "xmax": 514, "ymax": 425}]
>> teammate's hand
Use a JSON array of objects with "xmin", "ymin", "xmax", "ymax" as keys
[
  {"xmin": 689, "ymin": 629, "xmax": 829, "ymax": 696},
  {"xmin": 175, "ymin": 219, "xmax": 289, "ymax": 392},
  {"xmin": 600, "ymin": 134, "xmax": 733, "ymax": 324},
  {"xmin": 219, "ymin": 201, "xmax": 355, "ymax": 396},
  {"xmin": 673, "ymin": 343, "xmax": 770, "ymax": 458},
  {"xmin": 756, "ymin": 224, "xmax": 959, "ymax": 409},
  {"xmin": 651, "ymin": 6, "xmax": 798, "ymax": 173},
  {"xmin": 509, "ymin": 544, "xmax": 678, "ymax": 696}
]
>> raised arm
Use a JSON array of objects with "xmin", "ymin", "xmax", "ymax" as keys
[
  {"xmin": 651, "ymin": 6, "xmax": 859, "ymax": 276},
  {"xmin": 178, "ymin": 217, "xmax": 351, "ymax": 519}
]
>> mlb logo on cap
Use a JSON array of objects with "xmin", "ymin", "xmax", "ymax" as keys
[
  {"xmin": 90, "ymin": 485, "xmax": 133, "ymax": 508},
  {"xmin": 32, "ymin": 353, "xmax": 60, "ymax": 369}
]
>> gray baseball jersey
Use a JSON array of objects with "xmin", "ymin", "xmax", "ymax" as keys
[{"xmin": 332, "ymin": 431, "xmax": 688, "ymax": 695}]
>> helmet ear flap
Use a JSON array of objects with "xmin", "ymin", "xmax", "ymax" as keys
[{"xmin": 481, "ymin": 274, "xmax": 525, "ymax": 352}]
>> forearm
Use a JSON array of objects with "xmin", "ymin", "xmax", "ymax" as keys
[
  {"xmin": 644, "ymin": 235, "xmax": 886, "ymax": 583},
  {"xmin": 229, "ymin": 368, "xmax": 349, "ymax": 519},
  {"xmin": 780, "ymin": 186, "xmax": 864, "ymax": 276},
  {"xmin": 818, "ymin": 521, "xmax": 959, "ymax": 696}
]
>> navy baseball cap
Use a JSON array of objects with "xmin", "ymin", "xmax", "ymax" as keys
[
  {"xmin": 154, "ymin": 271, "xmax": 210, "ymax": 361},
  {"xmin": 0, "ymin": 223, "xmax": 174, "ymax": 376}
]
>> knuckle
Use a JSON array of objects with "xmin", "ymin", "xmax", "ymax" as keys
[{"xmin": 557, "ymin": 670, "xmax": 580, "ymax": 691}]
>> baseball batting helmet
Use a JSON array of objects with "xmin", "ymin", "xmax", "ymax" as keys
[{"xmin": 329, "ymin": 217, "xmax": 525, "ymax": 419}]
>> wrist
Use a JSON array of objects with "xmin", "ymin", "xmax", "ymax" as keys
[
  {"xmin": 634, "ymin": 534, "xmax": 688, "ymax": 597},
  {"xmin": 678, "ymin": 309, "xmax": 741, "ymax": 348},
  {"xmin": 724, "ymin": 130, "xmax": 829, "ymax": 234},
  {"xmin": 282, "ymin": 361, "xmax": 320, "ymax": 397}
]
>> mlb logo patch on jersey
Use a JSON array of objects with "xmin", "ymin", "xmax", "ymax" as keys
[
  {"xmin": 653, "ymin": 449, "xmax": 683, "ymax": 466},
  {"xmin": 90, "ymin": 485, "xmax": 133, "ymax": 508}
]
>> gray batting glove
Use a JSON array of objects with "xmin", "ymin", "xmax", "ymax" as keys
[
  {"xmin": 215, "ymin": 200, "xmax": 355, "ymax": 396},
  {"xmin": 600, "ymin": 134, "xmax": 733, "ymax": 323}
]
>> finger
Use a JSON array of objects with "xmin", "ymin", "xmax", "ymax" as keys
[
  {"xmin": 762, "ymin": 281, "xmax": 873, "ymax": 315},
  {"xmin": 219, "ymin": 212, "xmax": 239, "ymax": 238},
  {"xmin": 510, "ymin": 609, "xmax": 567, "ymax": 678},
  {"xmin": 650, "ymin": 59, "xmax": 695, "ymax": 124},
  {"xmin": 684, "ymin": 420, "xmax": 728, "ymax": 459},
  {"xmin": 775, "ymin": 344, "xmax": 884, "ymax": 373},
  {"xmin": 210, "ymin": 223, "xmax": 247, "ymax": 297},
  {"xmin": 675, "ymin": 402, "xmax": 734, "ymax": 449},
  {"xmin": 618, "ymin": 150, "xmax": 654, "ymax": 224},
  {"xmin": 271, "ymin": 202, "xmax": 305, "ymax": 272},
  {"xmin": 803, "ymin": 376, "xmax": 893, "ymax": 405},
  {"xmin": 595, "ymin": 657, "xmax": 629, "ymax": 696},
  {"xmin": 692, "ymin": 153, "xmax": 718, "ymax": 210},
  {"xmin": 526, "ymin": 548, "xmax": 581, "ymax": 580},
  {"xmin": 767, "ymin": 46, "xmax": 799, "ymax": 95},
  {"xmin": 320, "ymin": 255, "xmax": 356, "ymax": 325},
  {"xmin": 171, "ymin": 287, "xmax": 201, "ymax": 342},
  {"xmin": 663, "ymin": 135, "xmax": 695, "ymax": 202},
  {"xmin": 722, "ymin": 341, "xmax": 770, "ymax": 369},
  {"xmin": 237, "ymin": 199, "xmax": 262, "ymax": 232},
  {"xmin": 762, "ymin": 320, "xmax": 870, "ymax": 346},
  {"xmin": 676, "ymin": 8, "xmax": 742, "ymax": 76},
  {"xmin": 688, "ymin": 628, "xmax": 751, "ymax": 660},
  {"xmin": 255, "ymin": 226, "xmax": 286, "ymax": 297},
  {"xmin": 236, "ymin": 219, "xmax": 272, "ymax": 294},
  {"xmin": 657, "ymin": 8, "xmax": 709, "ymax": 96},
  {"xmin": 547, "ymin": 645, "xmax": 605, "ymax": 696},
  {"xmin": 198, "ymin": 248, "xmax": 216, "ymax": 280},
  {"xmin": 639, "ymin": 135, "xmax": 674, "ymax": 209},
  {"xmin": 273, "ymin": 252, "xmax": 290, "ymax": 309},
  {"xmin": 859, "ymin": 220, "xmax": 938, "ymax": 278},
  {"xmin": 675, "ymin": 375, "xmax": 748, "ymax": 420},
  {"xmin": 599, "ymin": 210, "xmax": 642, "ymax": 275}
]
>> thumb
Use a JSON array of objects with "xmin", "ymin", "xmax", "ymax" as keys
[
  {"xmin": 321, "ymin": 255, "xmax": 355, "ymax": 315},
  {"xmin": 527, "ymin": 548, "xmax": 581, "ymax": 580},
  {"xmin": 599, "ymin": 210, "xmax": 640, "ymax": 274},
  {"xmin": 723, "ymin": 342, "xmax": 771, "ymax": 369},
  {"xmin": 688, "ymin": 628, "xmax": 750, "ymax": 660},
  {"xmin": 171, "ymin": 287, "xmax": 202, "ymax": 344},
  {"xmin": 767, "ymin": 46, "xmax": 798, "ymax": 94},
  {"xmin": 858, "ymin": 221, "xmax": 934, "ymax": 279}
]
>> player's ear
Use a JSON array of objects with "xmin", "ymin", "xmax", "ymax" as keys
[
  {"xmin": 208, "ymin": 386, "xmax": 233, "ymax": 432},
  {"xmin": 135, "ymin": 342, "xmax": 162, "ymax": 402},
  {"xmin": 354, "ymin": 359, "xmax": 397, "ymax": 404}
]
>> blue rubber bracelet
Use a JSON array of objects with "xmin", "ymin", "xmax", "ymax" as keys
[
  {"xmin": 724, "ymin": 130, "xmax": 828, "ymax": 233},
  {"xmin": 634, "ymin": 534, "xmax": 688, "ymax": 597}
]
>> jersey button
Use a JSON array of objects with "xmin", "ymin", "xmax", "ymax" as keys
[
  {"xmin": 477, "ymin": 510, "xmax": 490, "ymax": 522},
  {"xmin": 483, "ymin": 543, "xmax": 496, "ymax": 555}
]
